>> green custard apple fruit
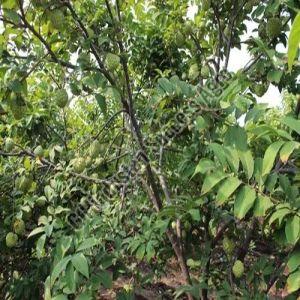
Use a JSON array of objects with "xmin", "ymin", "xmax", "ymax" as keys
[
  {"xmin": 188, "ymin": 64, "xmax": 199, "ymax": 80},
  {"xmin": 244, "ymin": 2, "xmax": 253, "ymax": 12},
  {"xmin": 258, "ymin": 23, "xmax": 267, "ymax": 39},
  {"xmin": 202, "ymin": 0, "xmax": 211, "ymax": 10},
  {"xmin": 6, "ymin": 232, "xmax": 18, "ymax": 248},
  {"xmin": 85, "ymin": 156, "xmax": 93, "ymax": 168},
  {"xmin": 5, "ymin": 138, "xmax": 14, "ymax": 152},
  {"xmin": 232, "ymin": 260, "xmax": 245, "ymax": 278},
  {"xmin": 175, "ymin": 32, "xmax": 185, "ymax": 48},
  {"xmin": 171, "ymin": 221, "xmax": 177, "ymax": 230},
  {"xmin": 0, "ymin": 280, "xmax": 5, "ymax": 289},
  {"xmin": 184, "ymin": 22, "xmax": 193, "ymax": 35},
  {"xmin": 9, "ymin": 93, "xmax": 26, "ymax": 120},
  {"xmin": 106, "ymin": 53, "xmax": 120, "ymax": 71},
  {"xmin": 34, "ymin": 145, "xmax": 44, "ymax": 157},
  {"xmin": 266, "ymin": 17, "xmax": 282, "ymax": 39},
  {"xmin": 222, "ymin": 236, "xmax": 235, "ymax": 255},
  {"xmin": 184, "ymin": 221, "xmax": 191, "ymax": 231},
  {"xmin": 224, "ymin": 26, "xmax": 231, "ymax": 39},
  {"xmin": 253, "ymin": 83, "xmax": 269, "ymax": 97},
  {"xmin": 13, "ymin": 219, "xmax": 25, "ymax": 235},
  {"xmin": 48, "ymin": 10, "xmax": 65, "ymax": 30},
  {"xmin": 22, "ymin": 208, "xmax": 32, "ymax": 221},
  {"xmin": 54, "ymin": 89, "xmax": 69, "ymax": 108},
  {"xmin": 11, "ymin": 105, "xmax": 25, "ymax": 120},
  {"xmin": 89, "ymin": 140, "xmax": 101, "ymax": 158},
  {"xmin": 73, "ymin": 158, "xmax": 86, "ymax": 173},
  {"xmin": 201, "ymin": 65, "xmax": 210, "ymax": 79}
]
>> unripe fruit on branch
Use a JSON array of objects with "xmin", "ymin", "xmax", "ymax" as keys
[
  {"xmin": 266, "ymin": 17, "xmax": 282, "ymax": 39},
  {"xmin": 105, "ymin": 53, "xmax": 120, "ymax": 71},
  {"xmin": 6, "ymin": 232, "xmax": 18, "ymax": 248},
  {"xmin": 9, "ymin": 93, "xmax": 26, "ymax": 120},
  {"xmin": 222, "ymin": 236, "xmax": 235, "ymax": 255},
  {"xmin": 201, "ymin": 65, "xmax": 210, "ymax": 79},
  {"xmin": 253, "ymin": 83, "xmax": 269, "ymax": 97},
  {"xmin": 184, "ymin": 221, "xmax": 191, "ymax": 231},
  {"xmin": 188, "ymin": 64, "xmax": 199, "ymax": 80},
  {"xmin": 13, "ymin": 219, "xmax": 25, "ymax": 235},
  {"xmin": 224, "ymin": 26, "xmax": 231, "ymax": 39},
  {"xmin": 48, "ymin": 10, "xmax": 65, "ymax": 30},
  {"xmin": 184, "ymin": 23, "xmax": 193, "ymax": 35},
  {"xmin": 5, "ymin": 138, "xmax": 14, "ymax": 152},
  {"xmin": 85, "ymin": 156, "xmax": 93, "ymax": 168},
  {"xmin": 89, "ymin": 140, "xmax": 101, "ymax": 159},
  {"xmin": 232, "ymin": 260, "xmax": 244, "ymax": 278},
  {"xmin": 54, "ymin": 89, "xmax": 69, "ymax": 108},
  {"xmin": 202, "ymin": 0, "xmax": 211, "ymax": 10},
  {"xmin": 171, "ymin": 221, "xmax": 177, "ymax": 230},
  {"xmin": 73, "ymin": 158, "xmax": 86, "ymax": 173},
  {"xmin": 175, "ymin": 32, "xmax": 185, "ymax": 47}
]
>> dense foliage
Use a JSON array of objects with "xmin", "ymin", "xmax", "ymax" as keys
[{"xmin": 0, "ymin": 0, "xmax": 300, "ymax": 299}]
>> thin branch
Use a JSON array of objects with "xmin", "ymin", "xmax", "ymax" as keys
[
  {"xmin": 64, "ymin": 1, "xmax": 115, "ymax": 85},
  {"xmin": 79, "ymin": 109, "xmax": 127, "ymax": 149}
]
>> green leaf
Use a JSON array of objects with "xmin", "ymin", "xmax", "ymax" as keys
[
  {"xmin": 192, "ymin": 159, "xmax": 215, "ymax": 177},
  {"xmin": 287, "ymin": 250, "xmax": 300, "ymax": 273},
  {"xmin": 65, "ymin": 263, "xmax": 76, "ymax": 294},
  {"xmin": 71, "ymin": 253, "xmax": 89, "ymax": 278},
  {"xmin": 286, "ymin": 270, "xmax": 300, "ymax": 293},
  {"xmin": 288, "ymin": 12, "xmax": 300, "ymax": 71},
  {"xmin": 234, "ymin": 186, "xmax": 256, "ymax": 219},
  {"xmin": 285, "ymin": 215, "xmax": 300, "ymax": 245},
  {"xmin": 208, "ymin": 143, "xmax": 228, "ymax": 168},
  {"xmin": 36, "ymin": 234, "xmax": 46, "ymax": 259},
  {"xmin": 98, "ymin": 270, "xmax": 112, "ymax": 289},
  {"xmin": 4, "ymin": 9, "xmax": 20, "ymax": 23},
  {"xmin": 23, "ymin": 157, "xmax": 31, "ymax": 171},
  {"xmin": 44, "ymin": 276, "xmax": 51, "ymax": 300},
  {"xmin": 281, "ymin": 116, "xmax": 300, "ymax": 135},
  {"xmin": 280, "ymin": 141, "xmax": 299, "ymax": 163},
  {"xmin": 2, "ymin": 0, "xmax": 17, "ymax": 9},
  {"xmin": 95, "ymin": 94, "xmax": 107, "ymax": 115},
  {"xmin": 201, "ymin": 170, "xmax": 228, "ymax": 195},
  {"xmin": 239, "ymin": 149, "xmax": 254, "ymax": 180},
  {"xmin": 77, "ymin": 237, "xmax": 99, "ymax": 252},
  {"xmin": 262, "ymin": 141, "xmax": 285, "ymax": 176},
  {"xmin": 267, "ymin": 69, "xmax": 283, "ymax": 83},
  {"xmin": 75, "ymin": 292, "xmax": 93, "ymax": 300},
  {"xmin": 253, "ymin": 195, "xmax": 273, "ymax": 217},
  {"xmin": 269, "ymin": 205, "xmax": 291, "ymax": 226},
  {"xmin": 105, "ymin": 87, "xmax": 121, "ymax": 102},
  {"xmin": 224, "ymin": 126, "xmax": 248, "ymax": 151},
  {"xmin": 195, "ymin": 116, "xmax": 208, "ymax": 132},
  {"xmin": 52, "ymin": 295, "xmax": 68, "ymax": 300},
  {"xmin": 50, "ymin": 256, "xmax": 72, "ymax": 287},
  {"xmin": 28, "ymin": 226, "xmax": 45, "ymax": 238},
  {"xmin": 224, "ymin": 147, "xmax": 240, "ymax": 174},
  {"xmin": 146, "ymin": 241, "xmax": 155, "ymax": 262},
  {"xmin": 216, "ymin": 177, "xmax": 241, "ymax": 206},
  {"xmin": 59, "ymin": 236, "xmax": 72, "ymax": 258},
  {"xmin": 158, "ymin": 78, "xmax": 174, "ymax": 94},
  {"xmin": 136, "ymin": 244, "xmax": 146, "ymax": 261},
  {"xmin": 188, "ymin": 209, "xmax": 200, "ymax": 221}
]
